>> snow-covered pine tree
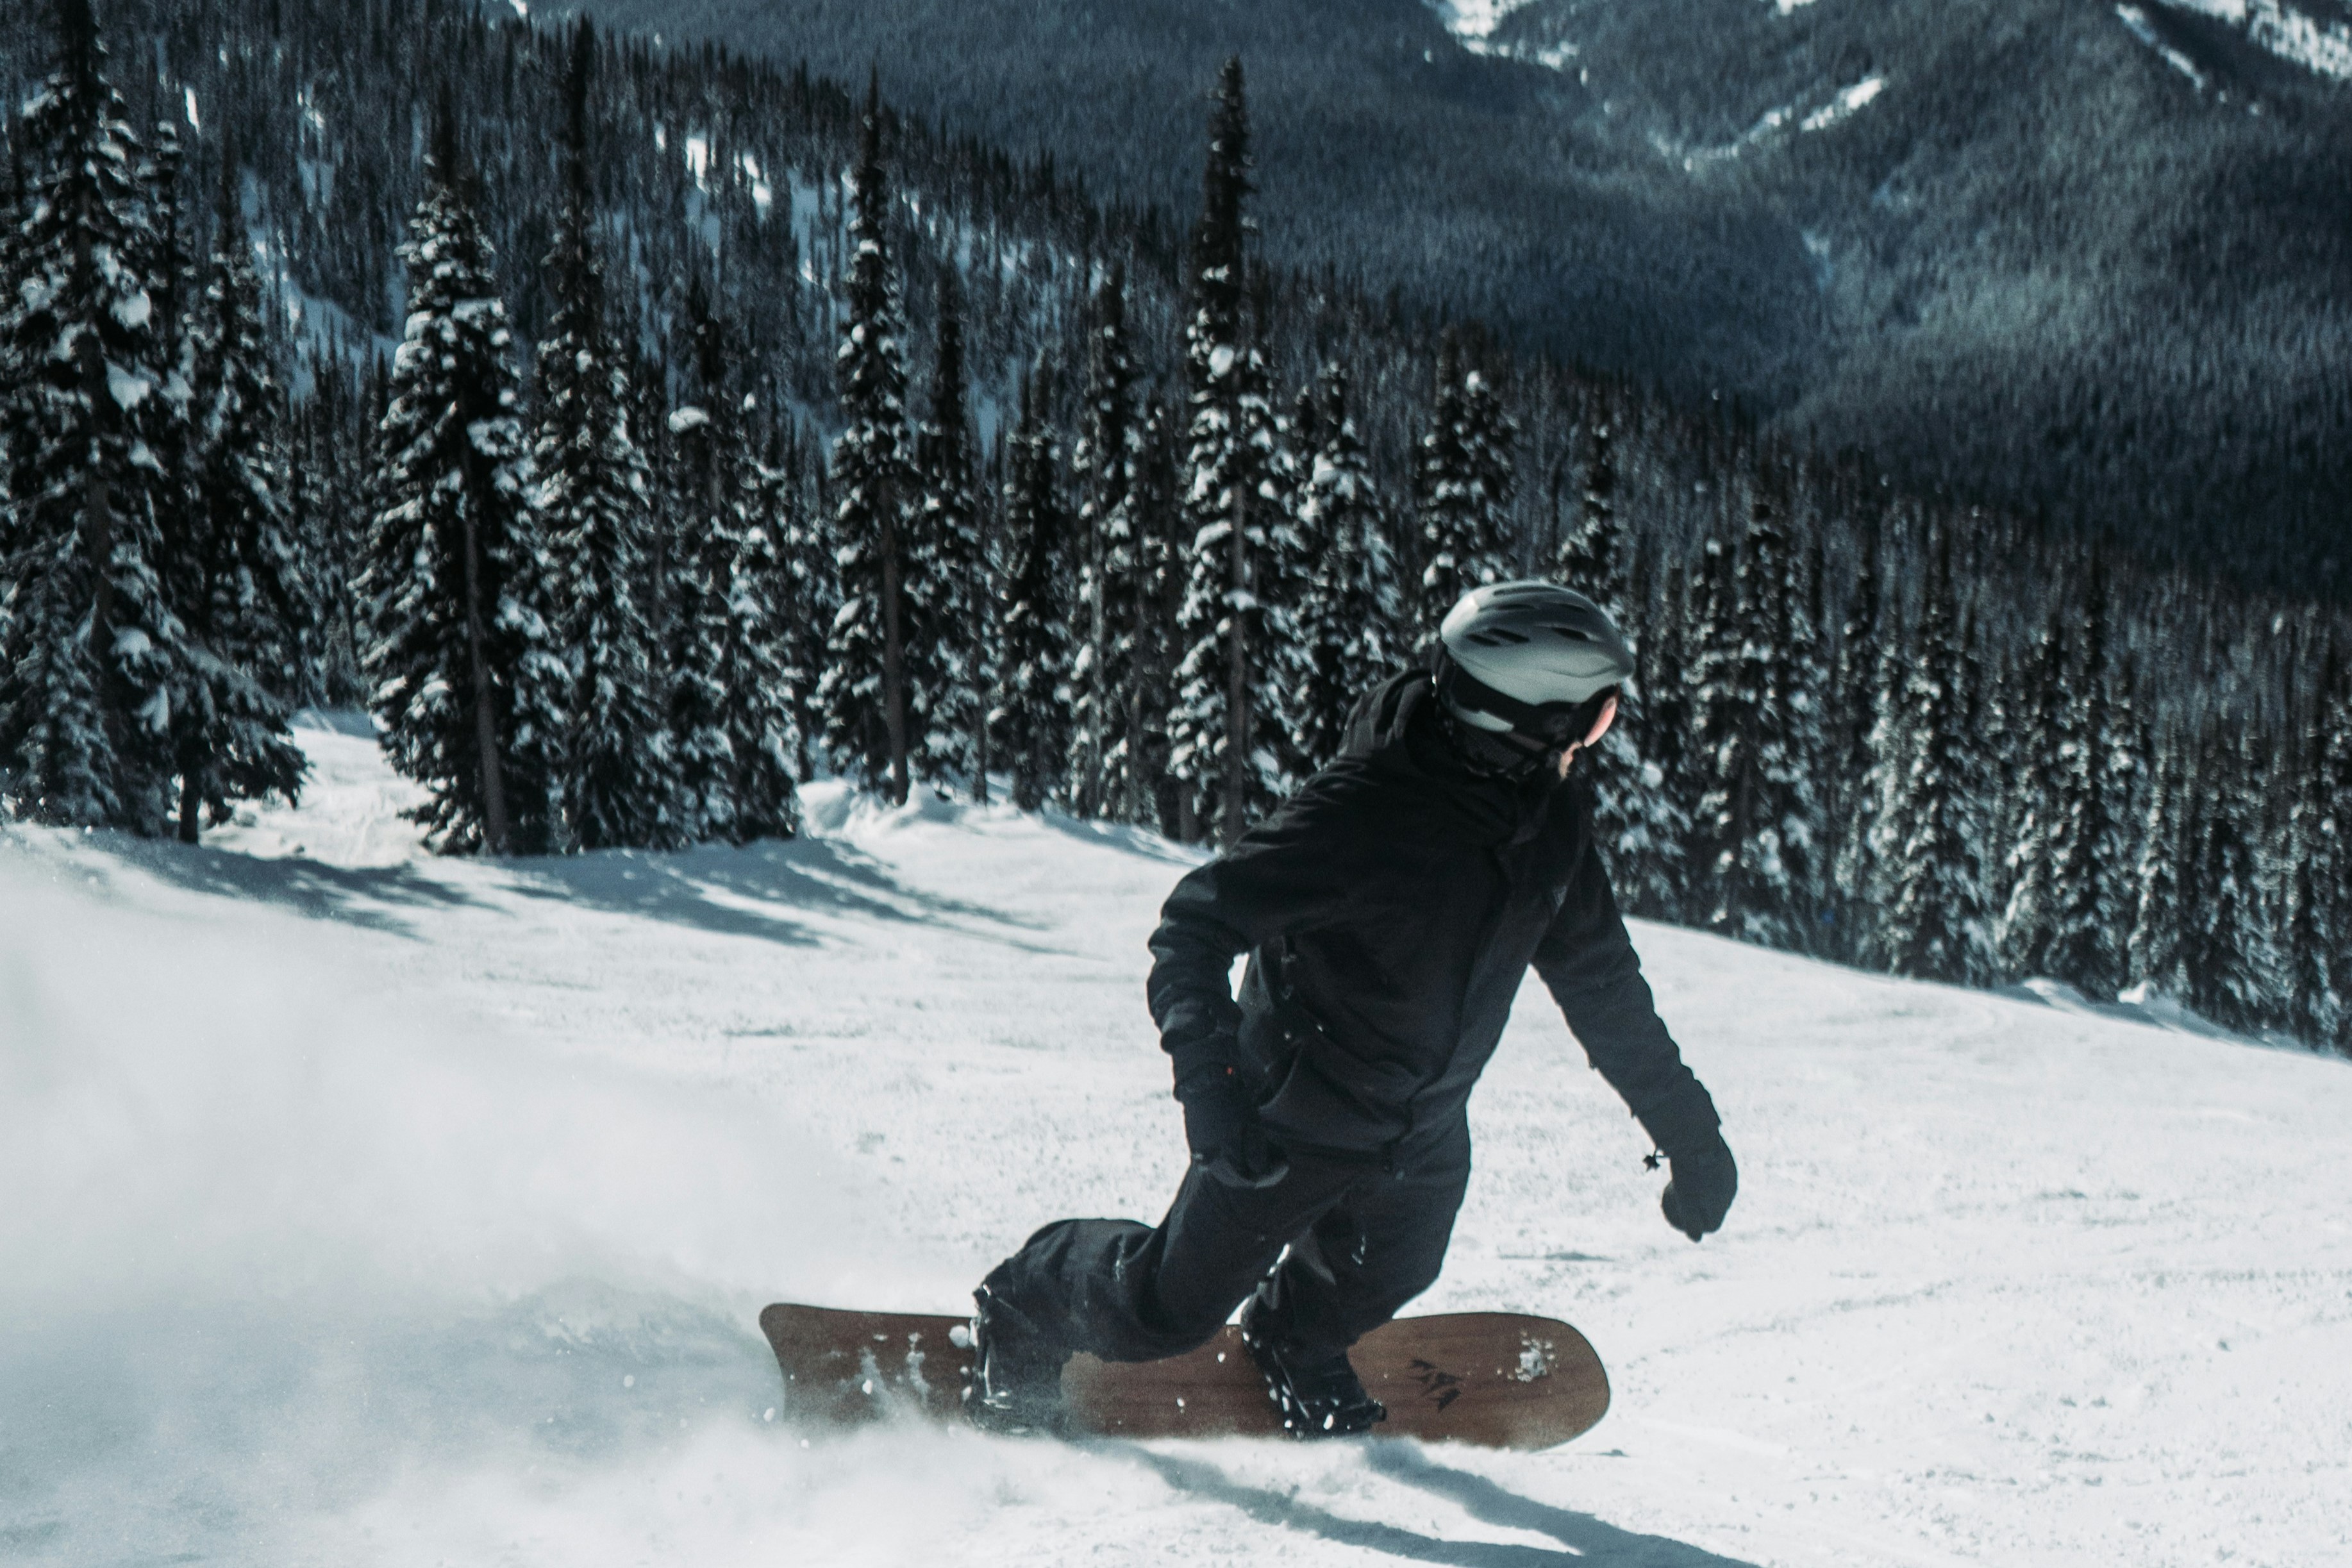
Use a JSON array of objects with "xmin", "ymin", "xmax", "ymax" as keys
[
  {"xmin": 2124, "ymin": 714, "xmax": 2190, "ymax": 1001},
  {"xmin": 0, "ymin": 0, "xmax": 184, "ymax": 833},
  {"xmin": 288, "ymin": 367, "xmax": 369, "ymax": 706},
  {"xmin": 532, "ymin": 19, "xmax": 678, "ymax": 851},
  {"xmin": 912, "ymin": 268, "xmax": 991, "ymax": 796},
  {"xmin": 1412, "ymin": 332, "xmax": 1518, "ymax": 642},
  {"xmin": 2001, "ymin": 558, "xmax": 2133, "ymax": 997},
  {"xmin": 1867, "ymin": 527, "xmax": 1997, "ymax": 985},
  {"xmin": 1826, "ymin": 510, "xmax": 1889, "ymax": 962},
  {"xmin": 361, "ymin": 100, "xmax": 565, "ymax": 855},
  {"xmin": 1553, "ymin": 381, "xmax": 1621, "ymax": 614},
  {"xmin": 1690, "ymin": 456, "xmax": 1814, "ymax": 949},
  {"xmin": 1290, "ymin": 362, "xmax": 1399, "ymax": 770},
  {"xmin": 1991, "ymin": 593, "xmax": 2076, "ymax": 950},
  {"xmin": 1787, "ymin": 526, "xmax": 1835, "ymax": 946},
  {"xmin": 1259, "ymin": 383, "xmax": 1317, "ymax": 790},
  {"xmin": 1625, "ymin": 549, "xmax": 1703, "ymax": 923},
  {"xmin": 2181, "ymin": 722, "xmax": 2283, "ymax": 1033},
  {"xmin": 665, "ymin": 271, "xmax": 746, "ymax": 844},
  {"xmin": 1067, "ymin": 262, "xmax": 1140, "ymax": 817},
  {"xmin": 1116, "ymin": 391, "xmax": 1183, "ymax": 828},
  {"xmin": 2315, "ymin": 640, "xmax": 2352, "ymax": 1053},
  {"xmin": 724, "ymin": 411, "xmax": 801, "ymax": 842},
  {"xmin": 171, "ymin": 145, "xmax": 309, "ymax": 844},
  {"xmin": 822, "ymin": 71, "xmax": 916, "ymax": 805},
  {"xmin": 1169, "ymin": 57, "xmax": 1287, "ymax": 844},
  {"xmin": 2281, "ymin": 633, "xmax": 2342, "ymax": 1048},
  {"xmin": 762, "ymin": 422, "xmax": 834, "ymax": 787},
  {"xmin": 1554, "ymin": 384, "xmax": 1687, "ymax": 924},
  {"xmin": 996, "ymin": 358, "xmax": 1073, "ymax": 812}
]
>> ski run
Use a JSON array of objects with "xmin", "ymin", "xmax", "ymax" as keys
[{"xmin": 3, "ymin": 717, "xmax": 2348, "ymax": 1567}]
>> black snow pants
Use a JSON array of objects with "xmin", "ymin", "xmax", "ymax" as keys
[{"xmin": 980, "ymin": 1117, "xmax": 1472, "ymax": 1365}]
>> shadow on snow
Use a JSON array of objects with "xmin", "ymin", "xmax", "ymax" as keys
[
  {"xmin": 72, "ymin": 833, "xmax": 487, "ymax": 937},
  {"xmin": 506, "ymin": 835, "xmax": 1063, "ymax": 952},
  {"xmin": 74, "ymin": 828, "xmax": 1066, "ymax": 955},
  {"xmin": 1108, "ymin": 1442, "xmax": 1762, "ymax": 1568}
]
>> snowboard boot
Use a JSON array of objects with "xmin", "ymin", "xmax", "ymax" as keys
[
  {"xmin": 1239, "ymin": 1294, "xmax": 1387, "ymax": 1439},
  {"xmin": 962, "ymin": 1283, "xmax": 1069, "ymax": 1436}
]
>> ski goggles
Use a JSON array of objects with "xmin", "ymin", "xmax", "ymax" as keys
[
  {"xmin": 1521, "ymin": 689, "xmax": 1621, "ymax": 753},
  {"xmin": 1443, "ymin": 662, "xmax": 1623, "ymax": 753}
]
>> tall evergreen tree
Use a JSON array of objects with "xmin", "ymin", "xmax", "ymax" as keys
[
  {"xmin": 1690, "ymin": 459, "xmax": 1814, "ymax": 949},
  {"xmin": 1412, "ymin": 333, "xmax": 1518, "ymax": 641},
  {"xmin": 665, "ymin": 271, "xmax": 746, "ymax": 844},
  {"xmin": 171, "ymin": 145, "xmax": 309, "ymax": 843},
  {"xmin": 1555, "ymin": 383, "xmax": 1622, "ymax": 613},
  {"xmin": 765, "ymin": 424, "xmax": 835, "ymax": 787},
  {"xmin": 1169, "ymin": 57, "xmax": 1285, "ymax": 844},
  {"xmin": 912, "ymin": 269, "xmax": 990, "ymax": 795},
  {"xmin": 1867, "ymin": 528, "xmax": 1996, "ymax": 984},
  {"xmin": 288, "ymin": 367, "xmax": 369, "ymax": 708},
  {"xmin": 997, "ymin": 359, "xmax": 1072, "ymax": 812},
  {"xmin": 1556, "ymin": 386, "xmax": 1685, "ymax": 921},
  {"xmin": 1617, "ymin": 551, "xmax": 1699, "ymax": 922},
  {"xmin": 1827, "ymin": 512, "xmax": 1889, "ymax": 961},
  {"xmin": 724, "ymin": 415, "xmax": 801, "ymax": 842},
  {"xmin": 361, "ymin": 101, "xmax": 565, "ymax": 855},
  {"xmin": 1068, "ymin": 262, "xmax": 1140, "ymax": 817},
  {"xmin": 2002, "ymin": 560, "xmax": 2133, "ymax": 996},
  {"xmin": 1290, "ymin": 362, "xmax": 1399, "ymax": 769},
  {"xmin": 2181, "ymin": 723, "xmax": 2281, "ymax": 1033},
  {"xmin": 1121, "ymin": 392, "xmax": 1184, "ymax": 830},
  {"xmin": 0, "ymin": 0, "xmax": 184, "ymax": 833},
  {"xmin": 532, "ymin": 20, "xmax": 677, "ymax": 851},
  {"xmin": 2315, "ymin": 643, "xmax": 2352, "ymax": 1052},
  {"xmin": 822, "ymin": 70, "xmax": 915, "ymax": 804},
  {"xmin": 2124, "ymin": 713, "xmax": 2190, "ymax": 1001},
  {"xmin": 2281, "ymin": 637, "xmax": 2342, "ymax": 1048}
]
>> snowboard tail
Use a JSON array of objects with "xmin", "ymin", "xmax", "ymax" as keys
[{"xmin": 758, "ymin": 1302, "xmax": 1609, "ymax": 1450}]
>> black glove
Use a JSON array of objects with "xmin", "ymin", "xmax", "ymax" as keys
[
  {"xmin": 1658, "ymin": 1130, "xmax": 1738, "ymax": 1242},
  {"xmin": 1174, "ymin": 1064, "xmax": 1251, "ymax": 1162},
  {"xmin": 1174, "ymin": 1064, "xmax": 1286, "ymax": 1188}
]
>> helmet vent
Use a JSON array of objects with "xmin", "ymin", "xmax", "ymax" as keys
[
  {"xmin": 1547, "ymin": 625, "xmax": 1593, "ymax": 642},
  {"xmin": 1468, "ymin": 628, "xmax": 1530, "ymax": 646}
]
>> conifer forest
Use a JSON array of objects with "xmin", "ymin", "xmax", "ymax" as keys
[{"xmin": 1, "ymin": 0, "xmax": 2346, "ymax": 1056}]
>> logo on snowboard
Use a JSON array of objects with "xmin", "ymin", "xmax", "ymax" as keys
[{"xmin": 1406, "ymin": 1358, "xmax": 1464, "ymax": 1410}]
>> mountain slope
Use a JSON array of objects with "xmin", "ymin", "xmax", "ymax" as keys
[
  {"xmin": 4, "ymin": 718, "xmax": 2349, "ymax": 1566},
  {"xmin": 571, "ymin": 0, "xmax": 2352, "ymax": 589}
]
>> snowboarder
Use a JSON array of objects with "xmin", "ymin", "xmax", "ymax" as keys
[{"xmin": 967, "ymin": 581, "xmax": 1738, "ymax": 1437}]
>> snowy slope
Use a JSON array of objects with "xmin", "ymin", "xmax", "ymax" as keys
[
  {"xmin": 4, "ymin": 719, "xmax": 2349, "ymax": 1567},
  {"xmin": 2155, "ymin": 0, "xmax": 2352, "ymax": 81}
]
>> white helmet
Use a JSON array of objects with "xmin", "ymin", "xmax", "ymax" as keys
[{"xmin": 1437, "ymin": 581, "xmax": 1635, "ymax": 740}]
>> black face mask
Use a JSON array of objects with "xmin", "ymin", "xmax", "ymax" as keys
[{"xmin": 1437, "ymin": 705, "xmax": 1563, "ymax": 786}]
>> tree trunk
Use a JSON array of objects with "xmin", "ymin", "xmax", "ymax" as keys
[
  {"xmin": 73, "ymin": 172, "xmax": 124, "ymax": 795},
  {"xmin": 178, "ymin": 771, "xmax": 201, "ymax": 844},
  {"xmin": 880, "ymin": 486, "xmax": 910, "ymax": 806},
  {"xmin": 1222, "ymin": 488, "xmax": 1250, "ymax": 849},
  {"xmin": 972, "ymin": 672, "xmax": 991, "ymax": 805},
  {"xmin": 461, "ymin": 499, "xmax": 511, "ymax": 854},
  {"xmin": 1082, "ymin": 534, "xmax": 1108, "ymax": 819}
]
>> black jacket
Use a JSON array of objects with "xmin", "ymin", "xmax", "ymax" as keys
[{"xmin": 1147, "ymin": 669, "xmax": 1719, "ymax": 1160}]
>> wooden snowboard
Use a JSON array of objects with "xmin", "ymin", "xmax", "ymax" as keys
[{"xmin": 758, "ymin": 1302, "xmax": 1609, "ymax": 1450}]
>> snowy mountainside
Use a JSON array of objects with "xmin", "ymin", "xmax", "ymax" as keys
[
  {"xmin": 568, "ymin": 0, "xmax": 2352, "ymax": 594},
  {"xmin": 4, "ymin": 720, "xmax": 2349, "ymax": 1567},
  {"xmin": 2154, "ymin": 0, "xmax": 2352, "ymax": 80}
]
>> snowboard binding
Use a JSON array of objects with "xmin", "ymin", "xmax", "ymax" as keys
[
  {"xmin": 962, "ymin": 1284, "xmax": 1070, "ymax": 1437},
  {"xmin": 1239, "ymin": 1296, "xmax": 1387, "ymax": 1439}
]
